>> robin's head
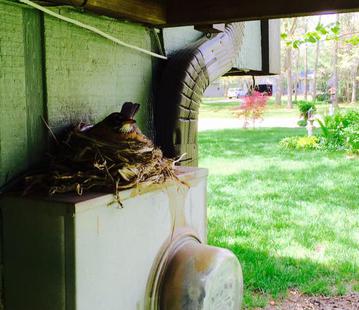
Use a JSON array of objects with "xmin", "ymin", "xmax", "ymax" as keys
[
  {"xmin": 102, "ymin": 112, "xmax": 134, "ymax": 128},
  {"xmin": 102, "ymin": 102, "xmax": 140, "ymax": 131},
  {"xmin": 103, "ymin": 112, "xmax": 125, "ymax": 127}
]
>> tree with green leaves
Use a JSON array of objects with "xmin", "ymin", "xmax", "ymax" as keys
[
  {"xmin": 281, "ymin": 14, "xmax": 358, "ymax": 105},
  {"xmin": 281, "ymin": 18, "xmax": 297, "ymax": 108}
]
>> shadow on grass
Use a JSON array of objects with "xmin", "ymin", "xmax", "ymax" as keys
[{"xmin": 218, "ymin": 244, "xmax": 357, "ymax": 308}]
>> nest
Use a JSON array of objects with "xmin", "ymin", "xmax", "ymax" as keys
[{"xmin": 25, "ymin": 124, "xmax": 179, "ymax": 199}]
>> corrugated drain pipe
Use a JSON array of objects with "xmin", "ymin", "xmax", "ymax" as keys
[{"xmin": 154, "ymin": 23, "xmax": 245, "ymax": 166}]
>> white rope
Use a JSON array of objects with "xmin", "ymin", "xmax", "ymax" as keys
[{"xmin": 19, "ymin": 0, "xmax": 167, "ymax": 60}]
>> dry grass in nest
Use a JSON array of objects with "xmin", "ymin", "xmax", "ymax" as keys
[{"xmin": 25, "ymin": 125, "xmax": 179, "ymax": 199}]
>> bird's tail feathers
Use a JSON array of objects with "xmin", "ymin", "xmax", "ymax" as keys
[{"xmin": 121, "ymin": 102, "xmax": 140, "ymax": 119}]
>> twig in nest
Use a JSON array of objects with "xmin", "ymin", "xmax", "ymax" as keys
[{"xmin": 41, "ymin": 115, "xmax": 59, "ymax": 144}]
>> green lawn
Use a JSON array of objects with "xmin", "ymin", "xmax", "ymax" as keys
[
  {"xmin": 200, "ymin": 101, "xmax": 240, "ymax": 119},
  {"xmin": 199, "ymin": 100, "xmax": 306, "ymax": 120},
  {"xmin": 199, "ymin": 128, "xmax": 359, "ymax": 308},
  {"xmin": 200, "ymin": 100, "xmax": 359, "ymax": 120}
]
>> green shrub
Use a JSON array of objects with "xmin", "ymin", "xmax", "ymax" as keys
[
  {"xmin": 315, "ymin": 93, "xmax": 330, "ymax": 102},
  {"xmin": 318, "ymin": 110, "xmax": 359, "ymax": 152},
  {"xmin": 280, "ymin": 136, "xmax": 319, "ymax": 150},
  {"xmin": 297, "ymin": 101, "xmax": 316, "ymax": 119},
  {"xmin": 297, "ymin": 119, "xmax": 307, "ymax": 127},
  {"xmin": 344, "ymin": 122, "xmax": 359, "ymax": 154},
  {"xmin": 296, "ymin": 136, "xmax": 320, "ymax": 149},
  {"xmin": 279, "ymin": 136, "xmax": 299, "ymax": 149}
]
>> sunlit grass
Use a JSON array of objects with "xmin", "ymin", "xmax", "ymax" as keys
[
  {"xmin": 200, "ymin": 100, "xmax": 359, "ymax": 120},
  {"xmin": 199, "ymin": 101, "xmax": 240, "ymax": 118},
  {"xmin": 199, "ymin": 128, "xmax": 359, "ymax": 308}
]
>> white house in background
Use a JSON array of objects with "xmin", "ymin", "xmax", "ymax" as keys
[
  {"xmin": 204, "ymin": 72, "xmax": 315, "ymax": 99},
  {"xmin": 204, "ymin": 76, "xmax": 278, "ymax": 98}
]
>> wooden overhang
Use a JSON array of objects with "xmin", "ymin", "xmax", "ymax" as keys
[
  {"xmin": 167, "ymin": 0, "xmax": 359, "ymax": 26},
  {"xmin": 43, "ymin": 0, "xmax": 359, "ymax": 26},
  {"xmin": 44, "ymin": 0, "xmax": 167, "ymax": 25}
]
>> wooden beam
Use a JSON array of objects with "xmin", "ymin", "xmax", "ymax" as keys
[
  {"xmin": 45, "ymin": 0, "xmax": 166, "ymax": 25},
  {"xmin": 85, "ymin": 0, "xmax": 166, "ymax": 25},
  {"xmin": 194, "ymin": 23, "xmax": 225, "ymax": 33},
  {"xmin": 167, "ymin": 0, "xmax": 359, "ymax": 26},
  {"xmin": 261, "ymin": 20, "xmax": 270, "ymax": 74},
  {"xmin": 22, "ymin": 9, "xmax": 48, "ymax": 166}
]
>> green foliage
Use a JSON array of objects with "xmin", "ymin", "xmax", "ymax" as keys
[
  {"xmin": 305, "ymin": 31, "xmax": 321, "ymax": 43},
  {"xmin": 279, "ymin": 136, "xmax": 299, "ymax": 149},
  {"xmin": 296, "ymin": 136, "xmax": 320, "ymax": 150},
  {"xmin": 281, "ymin": 21, "xmax": 342, "ymax": 49},
  {"xmin": 297, "ymin": 101, "xmax": 316, "ymax": 120},
  {"xmin": 324, "ymin": 22, "xmax": 341, "ymax": 41},
  {"xmin": 315, "ymin": 23, "xmax": 329, "ymax": 35},
  {"xmin": 291, "ymin": 39, "xmax": 303, "ymax": 49},
  {"xmin": 280, "ymin": 15, "xmax": 359, "ymax": 105},
  {"xmin": 345, "ymin": 35, "xmax": 359, "ymax": 46},
  {"xmin": 297, "ymin": 119, "xmax": 307, "ymax": 127},
  {"xmin": 330, "ymin": 22, "xmax": 341, "ymax": 35},
  {"xmin": 343, "ymin": 122, "xmax": 359, "ymax": 154},
  {"xmin": 318, "ymin": 110, "xmax": 359, "ymax": 153},
  {"xmin": 315, "ymin": 93, "xmax": 330, "ymax": 102},
  {"xmin": 279, "ymin": 136, "xmax": 319, "ymax": 150},
  {"xmin": 317, "ymin": 118, "xmax": 330, "ymax": 139}
]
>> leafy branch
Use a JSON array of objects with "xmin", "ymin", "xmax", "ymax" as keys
[{"xmin": 281, "ymin": 21, "xmax": 359, "ymax": 48}]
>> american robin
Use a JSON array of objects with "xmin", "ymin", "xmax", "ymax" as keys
[{"xmin": 85, "ymin": 102, "xmax": 151, "ymax": 145}]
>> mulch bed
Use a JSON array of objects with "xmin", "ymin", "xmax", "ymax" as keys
[{"xmin": 263, "ymin": 290, "xmax": 359, "ymax": 310}]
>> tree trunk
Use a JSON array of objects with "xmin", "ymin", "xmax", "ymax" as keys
[
  {"xmin": 285, "ymin": 18, "xmax": 297, "ymax": 109},
  {"xmin": 223, "ymin": 78, "xmax": 229, "ymax": 97},
  {"xmin": 332, "ymin": 15, "xmax": 339, "ymax": 107},
  {"xmin": 352, "ymin": 72, "xmax": 357, "ymax": 103},
  {"xmin": 312, "ymin": 16, "xmax": 321, "ymax": 101},
  {"xmin": 294, "ymin": 48, "xmax": 300, "ymax": 102},
  {"xmin": 346, "ymin": 81, "xmax": 351, "ymax": 102},
  {"xmin": 275, "ymin": 75, "xmax": 282, "ymax": 105},
  {"xmin": 304, "ymin": 47, "xmax": 308, "ymax": 100},
  {"xmin": 333, "ymin": 39, "xmax": 339, "ymax": 107},
  {"xmin": 286, "ymin": 46, "xmax": 293, "ymax": 109},
  {"xmin": 304, "ymin": 22, "xmax": 308, "ymax": 101}
]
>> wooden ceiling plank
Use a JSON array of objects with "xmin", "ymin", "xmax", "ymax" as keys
[
  {"xmin": 44, "ymin": 0, "xmax": 167, "ymax": 25},
  {"xmin": 167, "ymin": 0, "xmax": 359, "ymax": 26},
  {"xmin": 85, "ymin": 0, "xmax": 166, "ymax": 25}
]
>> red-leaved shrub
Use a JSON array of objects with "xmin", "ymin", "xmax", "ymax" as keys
[{"xmin": 232, "ymin": 91, "xmax": 268, "ymax": 128}]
